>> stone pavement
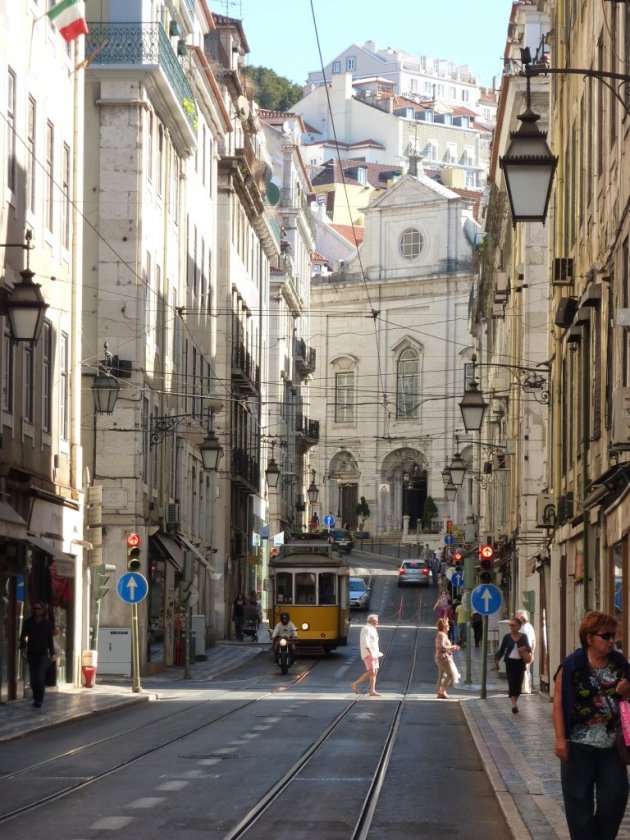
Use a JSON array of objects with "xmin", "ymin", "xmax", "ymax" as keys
[{"xmin": 4, "ymin": 637, "xmax": 630, "ymax": 839}]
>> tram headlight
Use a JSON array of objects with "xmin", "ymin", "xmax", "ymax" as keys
[{"xmin": 301, "ymin": 622, "xmax": 309, "ymax": 631}]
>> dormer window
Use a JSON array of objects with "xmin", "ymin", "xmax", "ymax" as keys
[
  {"xmin": 357, "ymin": 166, "xmax": 368, "ymax": 186},
  {"xmin": 332, "ymin": 61, "xmax": 341, "ymax": 73}
]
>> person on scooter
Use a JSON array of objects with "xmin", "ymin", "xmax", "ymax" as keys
[{"xmin": 272, "ymin": 612, "xmax": 297, "ymax": 660}]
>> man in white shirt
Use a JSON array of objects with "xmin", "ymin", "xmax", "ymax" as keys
[
  {"xmin": 351, "ymin": 614, "xmax": 383, "ymax": 697},
  {"xmin": 516, "ymin": 608, "xmax": 536, "ymax": 693}
]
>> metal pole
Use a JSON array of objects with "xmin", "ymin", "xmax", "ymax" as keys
[
  {"xmin": 131, "ymin": 603, "xmax": 141, "ymax": 693},
  {"xmin": 463, "ymin": 554, "xmax": 474, "ymax": 685},
  {"xmin": 183, "ymin": 605, "xmax": 192, "ymax": 680},
  {"xmin": 480, "ymin": 615, "xmax": 488, "ymax": 699}
]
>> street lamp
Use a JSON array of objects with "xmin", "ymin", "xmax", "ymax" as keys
[
  {"xmin": 459, "ymin": 379, "xmax": 488, "ymax": 433},
  {"xmin": 265, "ymin": 449, "xmax": 281, "ymax": 489},
  {"xmin": 92, "ymin": 343, "xmax": 121, "ymax": 415},
  {"xmin": 441, "ymin": 464, "xmax": 452, "ymax": 488},
  {"xmin": 499, "ymin": 75, "xmax": 557, "ymax": 226},
  {"xmin": 307, "ymin": 469, "xmax": 319, "ymax": 504},
  {"xmin": 445, "ymin": 481, "xmax": 458, "ymax": 502},
  {"xmin": 199, "ymin": 412, "xmax": 223, "ymax": 472},
  {"xmin": 448, "ymin": 450, "xmax": 466, "ymax": 487},
  {"xmin": 0, "ymin": 231, "xmax": 49, "ymax": 343}
]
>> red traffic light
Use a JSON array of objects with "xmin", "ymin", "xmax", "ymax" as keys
[
  {"xmin": 127, "ymin": 532, "xmax": 141, "ymax": 548},
  {"xmin": 453, "ymin": 551, "xmax": 463, "ymax": 562},
  {"xmin": 479, "ymin": 544, "xmax": 494, "ymax": 559}
]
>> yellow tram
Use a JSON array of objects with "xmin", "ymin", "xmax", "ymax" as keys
[{"xmin": 267, "ymin": 539, "xmax": 350, "ymax": 652}]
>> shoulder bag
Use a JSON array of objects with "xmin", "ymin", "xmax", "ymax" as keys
[{"xmin": 591, "ymin": 669, "xmax": 630, "ymax": 765}]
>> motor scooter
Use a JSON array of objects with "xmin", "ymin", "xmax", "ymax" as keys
[{"xmin": 275, "ymin": 637, "xmax": 293, "ymax": 674}]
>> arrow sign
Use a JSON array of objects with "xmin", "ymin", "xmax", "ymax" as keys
[
  {"xmin": 117, "ymin": 572, "xmax": 148, "ymax": 604},
  {"xmin": 470, "ymin": 583, "xmax": 502, "ymax": 616},
  {"xmin": 323, "ymin": 514, "xmax": 335, "ymax": 528}
]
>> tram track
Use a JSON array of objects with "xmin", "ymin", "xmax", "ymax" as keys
[
  {"xmin": 224, "ymin": 593, "xmax": 426, "ymax": 839},
  {"xmin": 0, "ymin": 659, "xmax": 321, "ymax": 824}
]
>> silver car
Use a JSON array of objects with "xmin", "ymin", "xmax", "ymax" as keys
[
  {"xmin": 398, "ymin": 559, "xmax": 431, "ymax": 586},
  {"xmin": 348, "ymin": 576, "xmax": 370, "ymax": 609}
]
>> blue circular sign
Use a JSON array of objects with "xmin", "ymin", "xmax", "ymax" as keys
[
  {"xmin": 444, "ymin": 534, "xmax": 454, "ymax": 545},
  {"xmin": 323, "ymin": 514, "xmax": 335, "ymax": 528},
  {"xmin": 116, "ymin": 572, "xmax": 148, "ymax": 604},
  {"xmin": 470, "ymin": 583, "xmax": 502, "ymax": 616},
  {"xmin": 451, "ymin": 571, "xmax": 463, "ymax": 588}
]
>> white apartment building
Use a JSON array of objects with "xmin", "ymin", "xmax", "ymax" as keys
[
  {"xmin": 83, "ymin": 0, "xmax": 230, "ymax": 672},
  {"xmin": 306, "ymin": 41, "xmax": 491, "ymax": 115},
  {"xmin": 0, "ymin": 4, "xmax": 85, "ymax": 698}
]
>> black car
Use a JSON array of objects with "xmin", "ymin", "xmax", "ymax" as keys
[{"xmin": 331, "ymin": 529, "xmax": 354, "ymax": 553}]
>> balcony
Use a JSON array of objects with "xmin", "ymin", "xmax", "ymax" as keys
[
  {"xmin": 294, "ymin": 338, "xmax": 316, "ymax": 376},
  {"xmin": 296, "ymin": 414, "xmax": 319, "ymax": 447},
  {"xmin": 231, "ymin": 340, "xmax": 260, "ymax": 394},
  {"xmin": 86, "ymin": 22, "xmax": 198, "ymax": 154},
  {"xmin": 231, "ymin": 448, "xmax": 260, "ymax": 490}
]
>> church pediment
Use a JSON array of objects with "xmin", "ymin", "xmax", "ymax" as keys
[{"xmin": 368, "ymin": 173, "xmax": 457, "ymax": 212}]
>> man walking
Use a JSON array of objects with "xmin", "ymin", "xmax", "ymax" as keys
[
  {"xmin": 516, "ymin": 608, "xmax": 536, "ymax": 693},
  {"xmin": 351, "ymin": 614, "xmax": 383, "ymax": 697},
  {"xmin": 20, "ymin": 601, "xmax": 55, "ymax": 708}
]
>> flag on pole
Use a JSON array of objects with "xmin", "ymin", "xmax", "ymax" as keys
[{"xmin": 47, "ymin": 0, "xmax": 89, "ymax": 43}]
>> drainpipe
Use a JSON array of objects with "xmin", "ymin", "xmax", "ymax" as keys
[{"xmin": 576, "ymin": 309, "xmax": 592, "ymax": 611}]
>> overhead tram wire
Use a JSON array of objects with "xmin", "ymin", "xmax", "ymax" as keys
[{"xmin": 308, "ymin": 0, "xmax": 392, "ymax": 439}]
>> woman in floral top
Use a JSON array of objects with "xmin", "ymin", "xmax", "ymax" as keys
[{"xmin": 553, "ymin": 611, "xmax": 630, "ymax": 839}]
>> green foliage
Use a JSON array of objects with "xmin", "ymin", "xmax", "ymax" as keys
[
  {"xmin": 355, "ymin": 496, "xmax": 370, "ymax": 532},
  {"xmin": 422, "ymin": 496, "xmax": 438, "ymax": 530},
  {"xmin": 244, "ymin": 65, "xmax": 303, "ymax": 112}
]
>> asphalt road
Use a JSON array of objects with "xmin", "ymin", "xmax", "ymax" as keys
[{"xmin": 0, "ymin": 566, "xmax": 510, "ymax": 839}]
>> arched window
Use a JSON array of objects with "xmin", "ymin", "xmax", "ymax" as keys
[{"xmin": 397, "ymin": 349, "xmax": 418, "ymax": 417}]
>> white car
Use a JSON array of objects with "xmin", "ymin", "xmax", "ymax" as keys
[
  {"xmin": 398, "ymin": 560, "xmax": 431, "ymax": 586},
  {"xmin": 348, "ymin": 577, "xmax": 370, "ymax": 609}
]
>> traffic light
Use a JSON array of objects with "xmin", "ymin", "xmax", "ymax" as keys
[
  {"xmin": 93, "ymin": 563, "xmax": 116, "ymax": 601},
  {"xmin": 479, "ymin": 544, "xmax": 494, "ymax": 583},
  {"xmin": 127, "ymin": 532, "xmax": 141, "ymax": 571},
  {"xmin": 446, "ymin": 520, "xmax": 453, "ymax": 534},
  {"xmin": 453, "ymin": 551, "xmax": 463, "ymax": 563}
]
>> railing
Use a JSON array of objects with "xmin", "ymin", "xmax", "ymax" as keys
[
  {"xmin": 294, "ymin": 338, "xmax": 316, "ymax": 373},
  {"xmin": 86, "ymin": 23, "xmax": 198, "ymax": 132},
  {"xmin": 231, "ymin": 448, "xmax": 260, "ymax": 487},
  {"xmin": 296, "ymin": 414, "xmax": 320, "ymax": 443}
]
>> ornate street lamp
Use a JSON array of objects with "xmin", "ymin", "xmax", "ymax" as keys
[
  {"xmin": 92, "ymin": 343, "xmax": 121, "ymax": 415},
  {"xmin": 0, "ymin": 231, "xmax": 49, "ymax": 343},
  {"xmin": 459, "ymin": 379, "xmax": 488, "ymax": 433},
  {"xmin": 445, "ymin": 481, "xmax": 458, "ymax": 502},
  {"xmin": 448, "ymin": 450, "xmax": 466, "ymax": 487},
  {"xmin": 199, "ymin": 413, "xmax": 223, "ymax": 472},
  {"xmin": 265, "ymin": 449, "xmax": 281, "ymax": 489},
  {"xmin": 307, "ymin": 469, "xmax": 319, "ymax": 504}
]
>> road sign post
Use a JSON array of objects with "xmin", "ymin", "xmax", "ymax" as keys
[
  {"xmin": 471, "ymin": 583, "xmax": 503, "ymax": 699},
  {"xmin": 117, "ymin": 572, "xmax": 148, "ymax": 693}
]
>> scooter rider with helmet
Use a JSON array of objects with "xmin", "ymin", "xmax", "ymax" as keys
[{"xmin": 272, "ymin": 612, "xmax": 297, "ymax": 659}]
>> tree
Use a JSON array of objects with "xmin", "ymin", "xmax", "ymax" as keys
[
  {"xmin": 422, "ymin": 496, "xmax": 438, "ymax": 532},
  {"xmin": 244, "ymin": 66, "xmax": 303, "ymax": 112},
  {"xmin": 355, "ymin": 496, "xmax": 370, "ymax": 534}
]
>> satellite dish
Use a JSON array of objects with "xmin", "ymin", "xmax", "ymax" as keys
[
  {"xmin": 237, "ymin": 95, "xmax": 250, "ymax": 119},
  {"xmin": 266, "ymin": 182, "xmax": 280, "ymax": 205}
]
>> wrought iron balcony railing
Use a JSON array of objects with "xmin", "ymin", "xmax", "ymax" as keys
[{"xmin": 86, "ymin": 23, "xmax": 198, "ymax": 132}]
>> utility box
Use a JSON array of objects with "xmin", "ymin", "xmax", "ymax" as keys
[
  {"xmin": 97, "ymin": 628, "xmax": 132, "ymax": 675},
  {"xmin": 191, "ymin": 615, "xmax": 206, "ymax": 658}
]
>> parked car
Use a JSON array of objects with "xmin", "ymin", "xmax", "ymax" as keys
[
  {"xmin": 331, "ymin": 528, "xmax": 354, "ymax": 553},
  {"xmin": 348, "ymin": 577, "xmax": 371, "ymax": 610},
  {"xmin": 398, "ymin": 559, "xmax": 431, "ymax": 586}
]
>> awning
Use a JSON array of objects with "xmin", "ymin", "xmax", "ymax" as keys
[
  {"xmin": 0, "ymin": 502, "xmax": 28, "ymax": 541},
  {"xmin": 177, "ymin": 534, "xmax": 208, "ymax": 569},
  {"xmin": 26, "ymin": 533, "xmax": 66, "ymax": 560},
  {"xmin": 150, "ymin": 533, "xmax": 184, "ymax": 571}
]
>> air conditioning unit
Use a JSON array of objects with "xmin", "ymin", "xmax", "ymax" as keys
[
  {"xmin": 553, "ymin": 257, "xmax": 574, "ymax": 285},
  {"xmin": 492, "ymin": 453, "xmax": 508, "ymax": 470},
  {"xmin": 165, "ymin": 503, "xmax": 180, "ymax": 530},
  {"xmin": 536, "ymin": 493, "xmax": 556, "ymax": 528}
]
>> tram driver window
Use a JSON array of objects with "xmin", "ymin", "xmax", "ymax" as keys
[
  {"xmin": 296, "ymin": 572, "xmax": 316, "ymax": 603},
  {"xmin": 319, "ymin": 573, "xmax": 336, "ymax": 604},
  {"xmin": 276, "ymin": 572, "xmax": 293, "ymax": 604}
]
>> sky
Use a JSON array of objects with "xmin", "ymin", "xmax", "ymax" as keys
[{"xmin": 216, "ymin": 0, "xmax": 515, "ymax": 90}]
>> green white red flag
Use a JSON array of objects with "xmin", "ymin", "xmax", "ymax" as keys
[{"xmin": 47, "ymin": 0, "xmax": 89, "ymax": 43}]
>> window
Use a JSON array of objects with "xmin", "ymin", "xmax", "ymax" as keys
[
  {"xmin": 410, "ymin": 78, "xmax": 418, "ymax": 92},
  {"xmin": 335, "ymin": 371, "xmax": 355, "ymax": 422},
  {"xmin": 46, "ymin": 121, "xmax": 54, "ymax": 232},
  {"xmin": 332, "ymin": 60, "xmax": 341, "ymax": 73},
  {"xmin": 60, "ymin": 332, "xmax": 69, "ymax": 439},
  {"xmin": 157, "ymin": 125, "xmax": 164, "ymax": 195},
  {"xmin": 62, "ymin": 143, "xmax": 70, "ymax": 250},
  {"xmin": 147, "ymin": 112, "xmax": 153, "ymax": 182},
  {"xmin": 449, "ymin": 86, "xmax": 456, "ymax": 99},
  {"xmin": 27, "ymin": 96, "xmax": 36, "ymax": 214},
  {"xmin": 357, "ymin": 166, "xmax": 367, "ymax": 186},
  {"xmin": 425, "ymin": 141, "xmax": 437, "ymax": 161},
  {"xmin": 202, "ymin": 124, "xmax": 207, "ymax": 186},
  {"xmin": 2, "ymin": 326, "xmax": 14, "ymax": 414},
  {"xmin": 23, "ymin": 345, "xmax": 34, "ymax": 423},
  {"xmin": 461, "ymin": 89, "xmax": 469, "ymax": 102},
  {"xmin": 296, "ymin": 573, "xmax": 316, "ymax": 603},
  {"xmin": 465, "ymin": 171, "xmax": 477, "ymax": 188},
  {"xmin": 346, "ymin": 56, "xmax": 356, "ymax": 71},
  {"xmin": 7, "ymin": 69, "xmax": 16, "ymax": 192},
  {"xmin": 444, "ymin": 143, "xmax": 457, "ymax": 164},
  {"xmin": 424, "ymin": 109, "xmax": 434, "ymax": 122},
  {"xmin": 207, "ymin": 135, "xmax": 213, "ymax": 195},
  {"xmin": 42, "ymin": 322, "xmax": 52, "ymax": 432},
  {"xmin": 276, "ymin": 572, "xmax": 293, "ymax": 604},
  {"xmin": 397, "ymin": 349, "xmax": 418, "ymax": 417},
  {"xmin": 399, "ymin": 228, "xmax": 424, "ymax": 260}
]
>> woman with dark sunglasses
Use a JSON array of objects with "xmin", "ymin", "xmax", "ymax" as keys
[{"xmin": 553, "ymin": 611, "xmax": 630, "ymax": 839}]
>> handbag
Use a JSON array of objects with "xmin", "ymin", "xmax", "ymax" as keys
[
  {"xmin": 518, "ymin": 645, "xmax": 533, "ymax": 664},
  {"xmin": 591, "ymin": 669, "xmax": 630, "ymax": 764}
]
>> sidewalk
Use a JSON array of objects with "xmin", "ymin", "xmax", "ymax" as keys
[{"xmin": 3, "ymin": 638, "xmax": 629, "ymax": 839}]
